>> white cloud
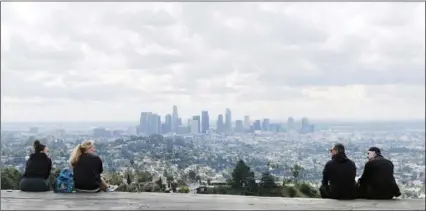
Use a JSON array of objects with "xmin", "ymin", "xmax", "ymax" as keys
[{"xmin": 1, "ymin": 2, "xmax": 424, "ymax": 122}]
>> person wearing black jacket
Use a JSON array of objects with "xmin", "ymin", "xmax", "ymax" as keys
[
  {"xmin": 69, "ymin": 140, "xmax": 117, "ymax": 192},
  {"xmin": 357, "ymin": 147, "xmax": 401, "ymax": 199},
  {"xmin": 320, "ymin": 143, "xmax": 357, "ymax": 199},
  {"xmin": 19, "ymin": 140, "xmax": 52, "ymax": 192}
]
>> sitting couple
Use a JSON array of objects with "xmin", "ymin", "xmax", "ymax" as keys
[
  {"xmin": 20, "ymin": 140, "xmax": 118, "ymax": 192},
  {"xmin": 320, "ymin": 143, "xmax": 401, "ymax": 200}
]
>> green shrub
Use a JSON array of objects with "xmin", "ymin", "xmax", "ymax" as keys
[{"xmin": 179, "ymin": 185, "xmax": 189, "ymax": 193}]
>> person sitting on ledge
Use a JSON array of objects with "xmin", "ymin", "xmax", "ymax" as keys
[
  {"xmin": 20, "ymin": 140, "xmax": 52, "ymax": 192},
  {"xmin": 356, "ymin": 147, "xmax": 401, "ymax": 199},
  {"xmin": 320, "ymin": 143, "xmax": 357, "ymax": 200},
  {"xmin": 69, "ymin": 140, "xmax": 118, "ymax": 192}
]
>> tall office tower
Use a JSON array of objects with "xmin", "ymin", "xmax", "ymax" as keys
[
  {"xmin": 235, "ymin": 120, "xmax": 244, "ymax": 133},
  {"xmin": 262, "ymin": 118, "xmax": 270, "ymax": 131},
  {"xmin": 287, "ymin": 117, "xmax": 295, "ymax": 131},
  {"xmin": 300, "ymin": 117, "xmax": 310, "ymax": 133},
  {"xmin": 165, "ymin": 114, "xmax": 172, "ymax": 134},
  {"xmin": 191, "ymin": 116, "xmax": 200, "ymax": 134},
  {"xmin": 193, "ymin": 115, "xmax": 201, "ymax": 133},
  {"xmin": 225, "ymin": 108, "xmax": 232, "ymax": 133},
  {"xmin": 172, "ymin": 105, "xmax": 178, "ymax": 133},
  {"xmin": 243, "ymin": 115, "xmax": 250, "ymax": 130},
  {"xmin": 217, "ymin": 114, "xmax": 224, "ymax": 132},
  {"xmin": 148, "ymin": 113, "xmax": 161, "ymax": 135},
  {"xmin": 201, "ymin": 111, "xmax": 210, "ymax": 133},
  {"xmin": 139, "ymin": 112, "xmax": 152, "ymax": 134},
  {"xmin": 253, "ymin": 120, "xmax": 261, "ymax": 131}
]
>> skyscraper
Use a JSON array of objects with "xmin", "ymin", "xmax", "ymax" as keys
[
  {"xmin": 139, "ymin": 112, "xmax": 152, "ymax": 134},
  {"xmin": 165, "ymin": 114, "xmax": 172, "ymax": 133},
  {"xmin": 262, "ymin": 118, "xmax": 270, "ymax": 131},
  {"xmin": 201, "ymin": 111, "xmax": 209, "ymax": 133},
  {"xmin": 193, "ymin": 115, "xmax": 201, "ymax": 133},
  {"xmin": 191, "ymin": 116, "xmax": 200, "ymax": 134},
  {"xmin": 225, "ymin": 108, "xmax": 232, "ymax": 133},
  {"xmin": 235, "ymin": 120, "xmax": 244, "ymax": 133},
  {"xmin": 287, "ymin": 117, "xmax": 295, "ymax": 131},
  {"xmin": 253, "ymin": 120, "xmax": 261, "ymax": 131},
  {"xmin": 172, "ymin": 105, "xmax": 178, "ymax": 133},
  {"xmin": 139, "ymin": 112, "xmax": 162, "ymax": 135},
  {"xmin": 243, "ymin": 115, "xmax": 250, "ymax": 130},
  {"xmin": 217, "ymin": 114, "xmax": 224, "ymax": 133}
]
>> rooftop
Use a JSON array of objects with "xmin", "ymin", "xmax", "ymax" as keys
[{"xmin": 1, "ymin": 190, "xmax": 424, "ymax": 210}]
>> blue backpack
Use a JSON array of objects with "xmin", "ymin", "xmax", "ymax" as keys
[{"xmin": 55, "ymin": 169, "xmax": 74, "ymax": 193}]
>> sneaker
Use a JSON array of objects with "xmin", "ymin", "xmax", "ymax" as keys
[{"xmin": 106, "ymin": 185, "xmax": 118, "ymax": 192}]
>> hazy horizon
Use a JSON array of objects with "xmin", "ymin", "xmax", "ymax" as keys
[{"xmin": 1, "ymin": 2, "xmax": 425, "ymax": 122}]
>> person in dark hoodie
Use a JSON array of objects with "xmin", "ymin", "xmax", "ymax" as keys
[
  {"xmin": 19, "ymin": 140, "xmax": 52, "ymax": 192},
  {"xmin": 320, "ymin": 143, "xmax": 357, "ymax": 199},
  {"xmin": 357, "ymin": 147, "xmax": 401, "ymax": 199}
]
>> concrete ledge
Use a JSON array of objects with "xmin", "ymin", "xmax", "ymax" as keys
[{"xmin": 1, "ymin": 190, "xmax": 424, "ymax": 210}]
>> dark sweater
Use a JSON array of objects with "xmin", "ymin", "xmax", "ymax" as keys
[
  {"xmin": 73, "ymin": 153, "xmax": 103, "ymax": 190},
  {"xmin": 23, "ymin": 153, "xmax": 52, "ymax": 180},
  {"xmin": 322, "ymin": 153, "xmax": 357, "ymax": 199}
]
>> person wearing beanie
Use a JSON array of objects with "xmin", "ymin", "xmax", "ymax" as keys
[
  {"xmin": 357, "ymin": 147, "xmax": 401, "ymax": 199},
  {"xmin": 19, "ymin": 140, "xmax": 52, "ymax": 192},
  {"xmin": 320, "ymin": 143, "xmax": 357, "ymax": 199}
]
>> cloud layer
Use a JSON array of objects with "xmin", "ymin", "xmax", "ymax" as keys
[{"xmin": 1, "ymin": 2, "xmax": 425, "ymax": 122}]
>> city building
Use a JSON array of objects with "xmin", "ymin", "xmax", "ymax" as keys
[
  {"xmin": 165, "ymin": 114, "xmax": 172, "ymax": 134},
  {"xmin": 191, "ymin": 116, "xmax": 200, "ymax": 134},
  {"xmin": 262, "ymin": 118, "xmax": 270, "ymax": 131},
  {"xmin": 172, "ymin": 105, "xmax": 179, "ymax": 133},
  {"xmin": 201, "ymin": 111, "xmax": 209, "ymax": 133},
  {"xmin": 225, "ymin": 108, "xmax": 232, "ymax": 133},
  {"xmin": 217, "ymin": 114, "xmax": 224, "ymax": 133},
  {"xmin": 253, "ymin": 120, "xmax": 261, "ymax": 131},
  {"xmin": 243, "ymin": 115, "xmax": 250, "ymax": 130},
  {"xmin": 235, "ymin": 120, "xmax": 244, "ymax": 133}
]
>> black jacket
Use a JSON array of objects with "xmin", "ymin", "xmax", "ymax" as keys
[
  {"xmin": 322, "ymin": 153, "xmax": 357, "ymax": 199},
  {"xmin": 23, "ymin": 153, "xmax": 52, "ymax": 180},
  {"xmin": 358, "ymin": 155, "xmax": 401, "ymax": 199},
  {"xmin": 73, "ymin": 153, "xmax": 103, "ymax": 190}
]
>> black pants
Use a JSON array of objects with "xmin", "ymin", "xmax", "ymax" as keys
[
  {"xmin": 19, "ymin": 178, "xmax": 49, "ymax": 192},
  {"xmin": 319, "ymin": 185, "xmax": 330, "ymax": 198}
]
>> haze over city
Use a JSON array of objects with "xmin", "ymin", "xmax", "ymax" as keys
[{"xmin": 1, "ymin": 2, "xmax": 425, "ymax": 122}]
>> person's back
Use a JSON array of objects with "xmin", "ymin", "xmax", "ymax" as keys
[
  {"xmin": 321, "ymin": 143, "xmax": 357, "ymax": 199},
  {"xmin": 23, "ymin": 153, "xmax": 52, "ymax": 179},
  {"xmin": 20, "ymin": 141, "xmax": 52, "ymax": 192},
  {"xmin": 69, "ymin": 140, "xmax": 117, "ymax": 192},
  {"xmin": 73, "ymin": 152, "xmax": 103, "ymax": 191},
  {"xmin": 358, "ymin": 147, "xmax": 401, "ymax": 199}
]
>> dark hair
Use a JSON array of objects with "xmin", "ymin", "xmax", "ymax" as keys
[
  {"xmin": 33, "ymin": 140, "xmax": 46, "ymax": 153},
  {"xmin": 368, "ymin": 147, "xmax": 381, "ymax": 155},
  {"xmin": 333, "ymin": 143, "xmax": 345, "ymax": 153}
]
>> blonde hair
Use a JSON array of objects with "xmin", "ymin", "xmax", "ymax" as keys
[{"xmin": 69, "ymin": 140, "xmax": 95, "ymax": 167}]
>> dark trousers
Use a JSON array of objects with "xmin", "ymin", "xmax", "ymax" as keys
[
  {"xmin": 19, "ymin": 178, "xmax": 49, "ymax": 192},
  {"xmin": 319, "ymin": 185, "xmax": 330, "ymax": 198}
]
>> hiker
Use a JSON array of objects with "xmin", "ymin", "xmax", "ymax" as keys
[
  {"xmin": 356, "ymin": 147, "xmax": 401, "ymax": 199},
  {"xmin": 69, "ymin": 140, "xmax": 118, "ymax": 192},
  {"xmin": 20, "ymin": 140, "xmax": 52, "ymax": 192},
  {"xmin": 320, "ymin": 143, "xmax": 357, "ymax": 199}
]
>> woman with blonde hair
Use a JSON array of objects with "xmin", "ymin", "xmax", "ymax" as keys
[{"xmin": 69, "ymin": 140, "xmax": 117, "ymax": 192}]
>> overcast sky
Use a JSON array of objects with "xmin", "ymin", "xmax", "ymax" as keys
[{"xmin": 1, "ymin": 2, "xmax": 425, "ymax": 122}]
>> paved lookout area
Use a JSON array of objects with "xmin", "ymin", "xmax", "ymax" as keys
[{"xmin": 1, "ymin": 190, "xmax": 425, "ymax": 210}]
